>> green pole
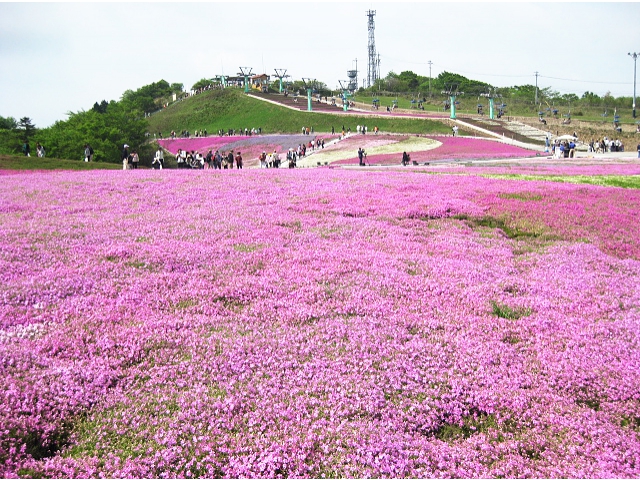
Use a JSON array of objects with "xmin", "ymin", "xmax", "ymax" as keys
[
  {"xmin": 450, "ymin": 95, "xmax": 456, "ymax": 119},
  {"xmin": 279, "ymin": 79, "xmax": 283, "ymax": 93},
  {"xmin": 489, "ymin": 98, "xmax": 495, "ymax": 120},
  {"xmin": 343, "ymin": 94, "xmax": 348, "ymax": 112},
  {"xmin": 244, "ymin": 76, "xmax": 249, "ymax": 93},
  {"xmin": 307, "ymin": 89, "xmax": 312, "ymax": 112}
]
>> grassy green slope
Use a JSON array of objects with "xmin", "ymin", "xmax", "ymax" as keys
[
  {"xmin": 146, "ymin": 88, "xmax": 452, "ymax": 136},
  {"xmin": 0, "ymin": 155, "xmax": 122, "ymax": 171}
]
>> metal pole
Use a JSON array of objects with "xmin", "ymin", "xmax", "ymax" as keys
[{"xmin": 630, "ymin": 53, "xmax": 638, "ymax": 119}]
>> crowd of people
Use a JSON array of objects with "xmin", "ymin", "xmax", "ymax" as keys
[
  {"xmin": 549, "ymin": 140, "xmax": 578, "ymax": 159},
  {"xmin": 173, "ymin": 148, "xmax": 243, "ymax": 169},
  {"xmin": 116, "ymin": 122, "xmax": 640, "ymax": 171},
  {"xmin": 543, "ymin": 134, "xmax": 628, "ymax": 159},
  {"xmin": 587, "ymin": 137, "xmax": 625, "ymax": 153}
]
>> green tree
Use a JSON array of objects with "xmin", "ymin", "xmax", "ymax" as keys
[
  {"xmin": 121, "ymin": 80, "xmax": 177, "ymax": 114},
  {"xmin": 0, "ymin": 116, "xmax": 21, "ymax": 155},
  {"xmin": 0, "ymin": 115, "xmax": 18, "ymax": 130},
  {"xmin": 38, "ymin": 100, "xmax": 149, "ymax": 164},
  {"xmin": 92, "ymin": 100, "xmax": 109, "ymax": 114},
  {"xmin": 17, "ymin": 117, "xmax": 36, "ymax": 141},
  {"xmin": 192, "ymin": 78, "xmax": 214, "ymax": 91},
  {"xmin": 398, "ymin": 71, "xmax": 421, "ymax": 90}
]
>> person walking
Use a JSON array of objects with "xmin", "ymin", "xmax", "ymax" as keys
[
  {"xmin": 131, "ymin": 151, "xmax": 139, "ymax": 169},
  {"xmin": 235, "ymin": 151, "xmax": 243, "ymax": 169},
  {"xmin": 84, "ymin": 144, "xmax": 91, "ymax": 162},
  {"xmin": 153, "ymin": 146, "xmax": 164, "ymax": 169},
  {"xmin": 122, "ymin": 144, "xmax": 130, "ymax": 170}
]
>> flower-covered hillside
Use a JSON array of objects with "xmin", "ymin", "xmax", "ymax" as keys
[
  {"xmin": 326, "ymin": 135, "xmax": 539, "ymax": 165},
  {"xmin": 157, "ymin": 134, "xmax": 539, "ymax": 167}
]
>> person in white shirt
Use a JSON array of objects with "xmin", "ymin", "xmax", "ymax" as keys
[{"xmin": 153, "ymin": 147, "xmax": 164, "ymax": 169}]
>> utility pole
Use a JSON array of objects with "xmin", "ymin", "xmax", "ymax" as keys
[
  {"xmin": 629, "ymin": 52, "xmax": 638, "ymax": 118},
  {"xmin": 534, "ymin": 71, "xmax": 539, "ymax": 106},
  {"xmin": 428, "ymin": 60, "xmax": 433, "ymax": 97}
]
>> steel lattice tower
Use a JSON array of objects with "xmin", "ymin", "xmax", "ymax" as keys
[{"xmin": 366, "ymin": 10, "xmax": 378, "ymax": 88}]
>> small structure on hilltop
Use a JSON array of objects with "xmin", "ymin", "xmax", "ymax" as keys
[{"xmin": 250, "ymin": 73, "xmax": 270, "ymax": 93}]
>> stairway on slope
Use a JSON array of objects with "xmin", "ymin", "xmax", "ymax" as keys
[{"xmin": 460, "ymin": 116, "xmax": 546, "ymax": 145}]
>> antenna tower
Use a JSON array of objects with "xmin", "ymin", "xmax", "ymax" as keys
[{"xmin": 366, "ymin": 10, "xmax": 378, "ymax": 88}]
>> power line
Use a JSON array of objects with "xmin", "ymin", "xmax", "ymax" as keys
[
  {"xmin": 540, "ymin": 75, "xmax": 630, "ymax": 85},
  {"xmin": 379, "ymin": 55, "xmax": 531, "ymax": 79}
]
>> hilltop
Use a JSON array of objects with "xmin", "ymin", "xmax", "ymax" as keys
[
  {"xmin": 147, "ymin": 88, "xmax": 639, "ymax": 151},
  {"xmin": 145, "ymin": 88, "xmax": 453, "ymax": 138}
]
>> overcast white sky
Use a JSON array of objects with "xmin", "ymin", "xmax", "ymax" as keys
[{"xmin": 1, "ymin": 1, "xmax": 639, "ymax": 128}]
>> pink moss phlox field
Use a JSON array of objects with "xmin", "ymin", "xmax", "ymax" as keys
[
  {"xmin": 458, "ymin": 164, "xmax": 640, "ymax": 176},
  {"xmin": 158, "ymin": 134, "xmax": 538, "ymax": 167},
  {"xmin": 332, "ymin": 136, "xmax": 538, "ymax": 165},
  {"xmin": 158, "ymin": 135, "xmax": 338, "ymax": 166},
  {"xmin": 1, "ymin": 169, "xmax": 639, "ymax": 478}
]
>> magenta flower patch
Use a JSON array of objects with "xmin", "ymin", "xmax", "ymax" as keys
[{"xmin": 1, "ymin": 169, "xmax": 639, "ymax": 478}]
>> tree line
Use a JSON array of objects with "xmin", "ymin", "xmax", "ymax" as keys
[
  {"xmin": 0, "ymin": 80, "xmax": 183, "ymax": 163},
  {"xmin": 366, "ymin": 70, "xmax": 634, "ymax": 112},
  {"xmin": 1, "ymin": 73, "xmax": 635, "ymax": 162}
]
